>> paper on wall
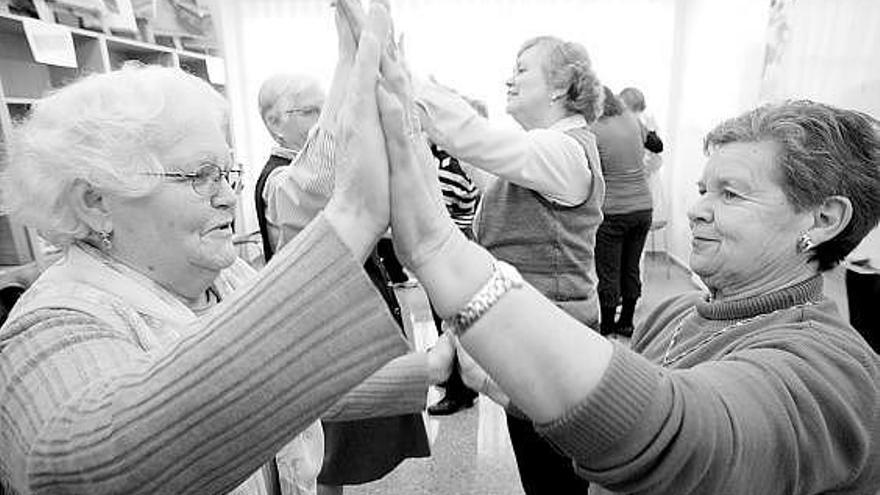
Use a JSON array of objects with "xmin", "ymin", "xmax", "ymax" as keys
[{"xmin": 22, "ymin": 19, "xmax": 77, "ymax": 68}]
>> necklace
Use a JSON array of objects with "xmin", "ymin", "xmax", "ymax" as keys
[{"xmin": 661, "ymin": 302, "xmax": 816, "ymax": 367}]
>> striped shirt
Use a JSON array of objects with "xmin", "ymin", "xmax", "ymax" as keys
[{"xmin": 432, "ymin": 145, "xmax": 480, "ymax": 234}]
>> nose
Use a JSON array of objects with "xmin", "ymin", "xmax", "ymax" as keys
[
  {"xmin": 687, "ymin": 193, "xmax": 713, "ymax": 226},
  {"xmin": 505, "ymin": 76, "xmax": 514, "ymax": 89},
  {"xmin": 211, "ymin": 178, "xmax": 238, "ymax": 211}
]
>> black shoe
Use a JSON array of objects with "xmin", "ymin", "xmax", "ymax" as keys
[
  {"xmin": 615, "ymin": 323, "xmax": 634, "ymax": 338},
  {"xmin": 427, "ymin": 396, "xmax": 475, "ymax": 416}
]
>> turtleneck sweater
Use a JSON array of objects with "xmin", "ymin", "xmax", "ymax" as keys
[{"xmin": 537, "ymin": 275, "xmax": 880, "ymax": 494}]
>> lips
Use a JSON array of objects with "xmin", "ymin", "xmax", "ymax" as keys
[{"xmin": 204, "ymin": 220, "xmax": 234, "ymax": 235}]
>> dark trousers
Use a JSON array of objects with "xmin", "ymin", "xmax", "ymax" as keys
[
  {"xmin": 595, "ymin": 210, "xmax": 652, "ymax": 309},
  {"xmin": 376, "ymin": 238, "xmax": 408, "ymax": 284},
  {"xmin": 846, "ymin": 268, "xmax": 880, "ymax": 353},
  {"xmin": 507, "ymin": 414, "xmax": 589, "ymax": 494}
]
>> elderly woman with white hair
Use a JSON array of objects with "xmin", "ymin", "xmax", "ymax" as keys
[{"xmin": 0, "ymin": 2, "xmax": 450, "ymax": 494}]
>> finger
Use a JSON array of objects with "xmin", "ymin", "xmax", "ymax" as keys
[
  {"xmin": 334, "ymin": 3, "xmax": 356, "ymax": 51},
  {"xmin": 350, "ymin": 1, "xmax": 390, "ymax": 101},
  {"xmin": 379, "ymin": 60, "xmax": 416, "ymax": 135},
  {"xmin": 337, "ymin": 0, "xmax": 365, "ymax": 44},
  {"xmin": 377, "ymin": 84, "xmax": 414, "ymax": 165}
]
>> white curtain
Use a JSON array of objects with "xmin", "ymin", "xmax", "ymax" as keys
[
  {"xmin": 213, "ymin": 0, "xmax": 675, "ymax": 234},
  {"xmin": 212, "ymin": 0, "xmax": 879, "ymax": 265},
  {"xmin": 758, "ymin": 0, "xmax": 880, "ymax": 265}
]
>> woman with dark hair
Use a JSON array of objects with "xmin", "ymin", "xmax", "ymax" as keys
[
  {"xmin": 592, "ymin": 86, "xmax": 654, "ymax": 336},
  {"xmin": 383, "ymin": 87, "xmax": 880, "ymax": 493},
  {"xmin": 413, "ymin": 34, "xmax": 605, "ymax": 495}
]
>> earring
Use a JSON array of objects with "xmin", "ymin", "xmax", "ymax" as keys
[
  {"xmin": 98, "ymin": 230, "xmax": 112, "ymax": 251},
  {"xmin": 796, "ymin": 232, "xmax": 815, "ymax": 253}
]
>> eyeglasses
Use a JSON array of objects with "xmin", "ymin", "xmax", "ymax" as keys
[
  {"xmin": 145, "ymin": 163, "xmax": 243, "ymax": 197},
  {"xmin": 284, "ymin": 106, "xmax": 321, "ymax": 118}
]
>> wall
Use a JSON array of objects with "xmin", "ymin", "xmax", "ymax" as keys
[{"xmin": 213, "ymin": 0, "xmax": 676, "ymax": 234}]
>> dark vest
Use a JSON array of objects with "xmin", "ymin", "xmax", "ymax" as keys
[
  {"xmin": 476, "ymin": 126, "xmax": 605, "ymax": 327},
  {"xmin": 254, "ymin": 153, "xmax": 295, "ymax": 262}
]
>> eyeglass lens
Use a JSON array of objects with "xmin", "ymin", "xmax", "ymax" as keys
[{"xmin": 192, "ymin": 164, "xmax": 242, "ymax": 196}]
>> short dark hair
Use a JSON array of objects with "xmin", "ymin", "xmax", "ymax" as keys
[
  {"xmin": 704, "ymin": 100, "xmax": 880, "ymax": 271},
  {"xmin": 600, "ymin": 86, "xmax": 624, "ymax": 118}
]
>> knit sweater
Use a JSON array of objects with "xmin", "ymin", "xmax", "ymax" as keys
[
  {"xmin": 0, "ymin": 215, "xmax": 407, "ymax": 495},
  {"xmin": 538, "ymin": 276, "xmax": 880, "ymax": 494}
]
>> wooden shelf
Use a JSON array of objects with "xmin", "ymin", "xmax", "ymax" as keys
[{"xmin": 0, "ymin": 11, "xmax": 229, "ymax": 297}]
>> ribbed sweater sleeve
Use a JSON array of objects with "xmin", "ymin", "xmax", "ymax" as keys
[
  {"xmin": 537, "ymin": 303, "xmax": 880, "ymax": 494},
  {"xmin": 0, "ymin": 214, "xmax": 407, "ymax": 495},
  {"xmin": 322, "ymin": 352, "xmax": 429, "ymax": 421},
  {"xmin": 535, "ymin": 343, "xmax": 661, "ymax": 463}
]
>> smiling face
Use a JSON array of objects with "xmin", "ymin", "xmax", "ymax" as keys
[
  {"xmin": 687, "ymin": 141, "xmax": 816, "ymax": 298},
  {"xmin": 505, "ymin": 43, "xmax": 553, "ymax": 129},
  {"xmin": 106, "ymin": 113, "xmax": 238, "ymax": 299}
]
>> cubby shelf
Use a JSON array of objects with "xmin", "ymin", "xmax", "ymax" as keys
[{"xmin": 0, "ymin": 11, "xmax": 227, "ymax": 299}]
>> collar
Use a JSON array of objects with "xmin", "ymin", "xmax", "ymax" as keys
[
  {"xmin": 696, "ymin": 275, "xmax": 824, "ymax": 321},
  {"xmin": 271, "ymin": 146, "xmax": 300, "ymax": 161},
  {"xmin": 550, "ymin": 114, "xmax": 588, "ymax": 132}
]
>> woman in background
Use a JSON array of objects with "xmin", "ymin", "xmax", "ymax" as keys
[
  {"xmin": 412, "ymin": 34, "xmax": 605, "ymax": 494},
  {"xmin": 375, "ymin": 43, "xmax": 880, "ymax": 492},
  {"xmin": 592, "ymin": 87, "xmax": 654, "ymax": 336}
]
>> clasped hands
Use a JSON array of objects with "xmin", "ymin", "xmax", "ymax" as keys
[
  {"xmin": 322, "ymin": 0, "xmax": 506, "ymax": 396},
  {"xmin": 324, "ymin": 0, "xmax": 457, "ymax": 287}
]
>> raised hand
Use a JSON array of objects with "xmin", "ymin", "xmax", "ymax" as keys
[
  {"xmin": 323, "ymin": 0, "xmax": 392, "ymax": 261},
  {"xmin": 375, "ymin": 59, "xmax": 457, "ymax": 274}
]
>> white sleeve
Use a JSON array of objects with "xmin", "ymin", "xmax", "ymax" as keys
[
  {"xmin": 415, "ymin": 81, "xmax": 591, "ymax": 206},
  {"xmin": 264, "ymin": 126, "xmax": 335, "ymax": 250}
]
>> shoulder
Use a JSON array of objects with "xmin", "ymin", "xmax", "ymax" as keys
[
  {"xmin": 746, "ymin": 300, "xmax": 878, "ymax": 368},
  {"xmin": 1, "ymin": 307, "xmax": 133, "ymax": 359}
]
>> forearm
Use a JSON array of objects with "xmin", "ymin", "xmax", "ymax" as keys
[
  {"xmin": 414, "ymin": 231, "xmax": 613, "ymax": 423},
  {"xmin": 415, "ymin": 82, "xmax": 589, "ymax": 204},
  {"xmin": 17, "ymin": 215, "xmax": 406, "ymax": 494},
  {"xmin": 323, "ymin": 352, "xmax": 429, "ymax": 421}
]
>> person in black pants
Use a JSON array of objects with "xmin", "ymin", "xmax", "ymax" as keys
[
  {"xmin": 845, "ymin": 230, "xmax": 879, "ymax": 352},
  {"xmin": 256, "ymin": 71, "xmax": 429, "ymax": 495},
  {"xmin": 426, "ymin": 144, "xmax": 480, "ymax": 415},
  {"xmin": 593, "ymin": 87, "xmax": 657, "ymax": 336}
]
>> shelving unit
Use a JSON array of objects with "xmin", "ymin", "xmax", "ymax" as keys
[{"xmin": 0, "ymin": 11, "xmax": 227, "ymax": 320}]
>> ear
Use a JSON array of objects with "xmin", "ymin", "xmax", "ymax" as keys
[
  {"xmin": 264, "ymin": 111, "xmax": 284, "ymax": 143},
  {"xmin": 69, "ymin": 179, "xmax": 113, "ymax": 234},
  {"xmin": 808, "ymin": 195, "xmax": 853, "ymax": 245}
]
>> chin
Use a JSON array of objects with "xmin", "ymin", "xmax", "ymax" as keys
[{"xmin": 193, "ymin": 243, "xmax": 237, "ymax": 272}]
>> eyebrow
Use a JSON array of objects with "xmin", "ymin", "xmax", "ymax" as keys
[{"xmin": 176, "ymin": 151, "xmax": 232, "ymax": 170}]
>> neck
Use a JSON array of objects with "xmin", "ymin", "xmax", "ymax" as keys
[
  {"xmin": 106, "ymin": 249, "xmax": 217, "ymax": 305},
  {"xmin": 514, "ymin": 104, "xmax": 569, "ymax": 130},
  {"xmin": 706, "ymin": 262, "xmax": 818, "ymax": 302}
]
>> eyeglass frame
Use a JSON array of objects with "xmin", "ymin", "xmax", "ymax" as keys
[
  {"xmin": 142, "ymin": 161, "xmax": 244, "ymax": 197},
  {"xmin": 283, "ymin": 105, "xmax": 321, "ymax": 118}
]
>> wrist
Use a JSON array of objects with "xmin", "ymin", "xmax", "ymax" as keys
[
  {"xmin": 413, "ymin": 230, "xmax": 496, "ymax": 318},
  {"xmin": 324, "ymin": 199, "xmax": 381, "ymax": 263}
]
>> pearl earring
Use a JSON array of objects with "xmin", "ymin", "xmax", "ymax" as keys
[
  {"xmin": 99, "ymin": 230, "xmax": 112, "ymax": 251},
  {"xmin": 796, "ymin": 232, "xmax": 815, "ymax": 253}
]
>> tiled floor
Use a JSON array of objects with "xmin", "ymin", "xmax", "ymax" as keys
[{"xmin": 347, "ymin": 253, "xmax": 696, "ymax": 495}]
